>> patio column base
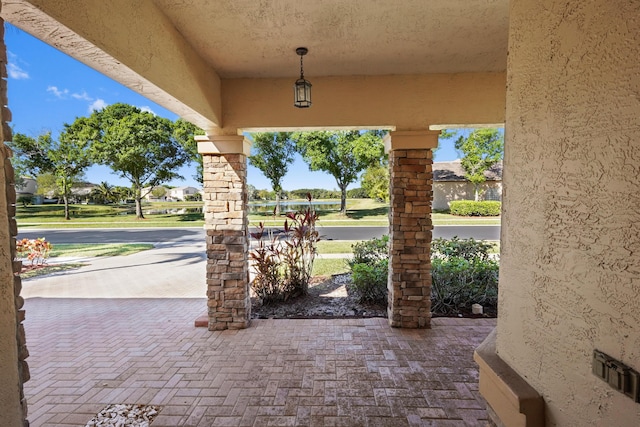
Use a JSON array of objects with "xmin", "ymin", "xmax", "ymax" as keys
[
  {"xmin": 384, "ymin": 130, "xmax": 439, "ymax": 329},
  {"xmin": 199, "ymin": 135, "xmax": 251, "ymax": 331}
]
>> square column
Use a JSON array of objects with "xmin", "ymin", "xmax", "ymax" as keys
[
  {"xmin": 197, "ymin": 135, "xmax": 252, "ymax": 330},
  {"xmin": 384, "ymin": 130, "xmax": 439, "ymax": 328}
]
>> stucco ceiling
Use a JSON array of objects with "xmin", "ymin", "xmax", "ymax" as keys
[{"xmin": 152, "ymin": 0, "xmax": 509, "ymax": 78}]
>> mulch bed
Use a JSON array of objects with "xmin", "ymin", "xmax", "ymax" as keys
[{"xmin": 251, "ymin": 273, "xmax": 497, "ymax": 320}]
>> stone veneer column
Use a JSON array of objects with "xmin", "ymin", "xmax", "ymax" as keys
[
  {"xmin": 0, "ymin": 9, "xmax": 30, "ymax": 426},
  {"xmin": 197, "ymin": 135, "xmax": 252, "ymax": 331},
  {"xmin": 384, "ymin": 130, "xmax": 439, "ymax": 329}
]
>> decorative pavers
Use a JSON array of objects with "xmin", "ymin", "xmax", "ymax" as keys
[{"xmin": 23, "ymin": 298, "xmax": 494, "ymax": 426}]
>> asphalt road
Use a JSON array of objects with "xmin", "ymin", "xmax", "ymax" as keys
[{"xmin": 17, "ymin": 225, "xmax": 500, "ymax": 244}]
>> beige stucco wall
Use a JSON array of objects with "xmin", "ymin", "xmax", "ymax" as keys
[
  {"xmin": 498, "ymin": 0, "xmax": 640, "ymax": 425},
  {"xmin": 221, "ymin": 73, "xmax": 506, "ymax": 134},
  {"xmin": 432, "ymin": 181, "xmax": 502, "ymax": 211}
]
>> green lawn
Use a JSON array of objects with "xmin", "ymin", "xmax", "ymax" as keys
[
  {"xmin": 49, "ymin": 243, "xmax": 154, "ymax": 258},
  {"xmin": 312, "ymin": 258, "xmax": 350, "ymax": 276},
  {"xmin": 316, "ymin": 240, "xmax": 360, "ymax": 254},
  {"xmin": 16, "ymin": 199, "xmax": 500, "ymax": 229},
  {"xmin": 16, "ymin": 202, "xmax": 206, "ymax": 228}
]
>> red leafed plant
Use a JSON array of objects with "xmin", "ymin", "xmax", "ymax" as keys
[
  {"xmin": 16, "ymin": 237, "xmax": 53, "ymax": 266},
  {"xmin": 250, "ymin": 193, "xmax": 320, "ymax": 303}
]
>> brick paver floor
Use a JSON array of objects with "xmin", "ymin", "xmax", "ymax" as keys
[{"xmin": 23, "ymin": 297, "xmax": 495, "ymax": 426}]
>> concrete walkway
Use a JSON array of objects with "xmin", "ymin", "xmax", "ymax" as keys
[{"xmin": 20, "ymin": 245, "xmax": 495, "ymax": 426}]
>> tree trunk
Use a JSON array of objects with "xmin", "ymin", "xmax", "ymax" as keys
[
  {"xmin": 135, "ymin": 185, "xmax": 145, "ymax": 219},
  {"xmin": 275, "ymin": 191, "xmax": 281, "ymax": 216},
  {"xmin": 474, "ymin": 184, "xmax": 480, "ymax": 202},
  {"xmin": 63, "ymin": 194, "xmax": 70, "ymax": 220},
  {"xmin": 340, "ymin": 185, "xmax": 347, "ymax": 214}
]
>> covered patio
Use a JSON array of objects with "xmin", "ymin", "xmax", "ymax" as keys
[
  {"xmin": 1, "ymin": 1, "xmax": 639, "ymax": 426},
  {"xmin": 24, "ymin": 297, "xmax": 494, "ymax": 426}
]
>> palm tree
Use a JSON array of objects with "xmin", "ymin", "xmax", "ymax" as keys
[{"xmin": 91, "ymin": 181, "xmax": 114, "ymax": 205}]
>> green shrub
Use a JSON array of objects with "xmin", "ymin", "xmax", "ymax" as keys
[
  {"xmin": 348, "ymin": 235, "xmax": 389, "ymax": 303},
  {"xmin": 17, "ymin": 195, "xmax": 33, "ymax": 207},
  {"xmin": 431, "ymin": 236, "xmax": 494, "ymax": 262},
  {"xmin": 349, "ymin": 235, "xmax": 389, "ymax": 267},
  {"xmin": 449, "ymin": 200, "xmax": 501, "ymax": 216},
  {"xmin": 350, "ymin": 260, "xmax": 388, "ymax": 303},
  {"xmin": 430, "ymin": 235, "xmax": 498, "ymax": 315},
  {"xmin": 430, "ymin": 256, "xmax": 498, "ymax": 315}
]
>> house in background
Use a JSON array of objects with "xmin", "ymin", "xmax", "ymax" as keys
[
  {"xmin": 169, "ymin": 186, "xmax": 199, "ymax": 201},
  {"xmin": 15, "ymin": 176, "xmax": 36, "ymax": 197},
  {"xmin": 432, "ymin": 160, "xmax": 502, "ymax": 211},
  {"xmin": 142, "ymin": 186, "xmax": 170, "ymax": 202}
]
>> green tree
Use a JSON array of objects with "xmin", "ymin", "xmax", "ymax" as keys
[
  {"xmin": 151, "ymin": 186, "xmax": 167, "ymax": 200},
  {"xmin": 113, "ymin": 186, "xmax": 133, "ymax": 203},
  {"xmin": 361, "ymin": 164, "xmax": 389, "ymax": 202},
  {"xmin": 72, "ymin": 103, "xmax": 191, "ymax": 219},
  {"xmin": 174, "ymin": 118, "xmax": 205, "ymax": 184},
  {"xmin": 454, "ymin": 128, "xmax": 504, "ymax": 201},
  {"xmin": 248, "ymin": 132, "xmax": 296, "ymax": 215},
  {"xmin": 35, "ymin": 173, "xmax": 57, "ymax": 197},
  {"xmin": 292, "ymin": 131, "xmax": 384, "ymax": 214},
  {"xmin": 11, "ymin": 131, "xmax": 91, "ymax": 219},
  {"xmin": 90, "ymin": 181, "xmax": 117, "ymax": 204}
]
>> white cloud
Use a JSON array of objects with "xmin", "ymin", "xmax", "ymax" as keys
[
  {"xmin": 71, "ymin": 91, "xmax": 92, "ymax": 101},
  {"xmin": 7, "ymin": 52, "xmax": 29, "ymax": 80},
  {"xmin": 47, "ymin": 86, "xmax": 69, "ymax": 98},
  {"xmin": 8, "ymin": 63, "xmax": 29, "ymax": 80},
  {"xmin": 139, "ymin": 106, "xmax": 156, "ymax": 115},
  {"xmin": 89, "ymin": 98, "xmax": 107, "ymax": 112}
]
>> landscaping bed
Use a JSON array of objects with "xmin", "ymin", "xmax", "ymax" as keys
[{"xmin": 251, "ymin": 273, "xmax": 387, "ymax": 319}]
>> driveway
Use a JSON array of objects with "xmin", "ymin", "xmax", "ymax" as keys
[{"xmin": 21, "ymin": 240, "xmax": 207, "ymax": 299}]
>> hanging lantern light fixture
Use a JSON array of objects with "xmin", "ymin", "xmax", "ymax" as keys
[{"xmin": 294, "ymin": 47, "xmax": 312, "ymax": 108}]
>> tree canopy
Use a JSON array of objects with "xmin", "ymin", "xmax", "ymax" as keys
[
  {"xmin": 11, "ymin": 130, "xmax": 91, "ymax": 219},
  {"xmin": 174, "ymin": 118, "xmax": 205, "ymax": 184},
  {"xmin": 292, "ymin": 131, "xmax": 385, "ymax": 213},
  {"xmin": 248, "ymin": 132, "xmax": 296, "ymax": 215},
  {"xmin": 70, "ymin": 103, "xmax": 191, "ymax": 218},
  {"xmin": 454, "ymin": 128, "xmax": 504, "ymax": 201},
  {"xmin": 361, "ymin": 164, "xmax": 389, "ymax": 202}
]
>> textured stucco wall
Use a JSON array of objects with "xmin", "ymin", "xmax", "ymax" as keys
[{"xmin": 498, "ymin": 0, "xmax": 640, "ymax": 425}]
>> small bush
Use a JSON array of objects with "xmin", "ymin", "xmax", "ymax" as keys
[
  {"xmin": 16, "ymin": 237, "xmax": 53, "ymax": 266},
  {"xmin": 431, "ymin": 236, "xmax": 494, "ymax": 262},
  {"xmin": 431, "ymin": 257, "xmax": 498, "ymax": 315},
  {"xmin": 17, "ymin": 195, "xmax": 33, "ymax": 207},
  {"xmin": 348, "ymin": 236, "xmax": 389, "ymax": 303},
  {"xmin": 350, "ymin": 260, "xmax": 388, "ymax": 303},
  {"xmin": 430, "ymin": 236, "xmax": 498, "ymax": 315},
  {"xmin": 449, "ymin": 200, "xmax": 501, "ymax": 216},
  {"xmin": 349, "ymin": 235, "xmax": 389, "ymax": 267}
]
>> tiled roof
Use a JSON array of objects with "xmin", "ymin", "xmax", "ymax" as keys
[{"xmin": 433, "ymin": 159, "xmax": 503, "ymax": 182}]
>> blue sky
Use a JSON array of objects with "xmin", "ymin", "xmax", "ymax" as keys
[{"xmin": 5, "ymin": 23, "xmax": 466, "ymax": 192}]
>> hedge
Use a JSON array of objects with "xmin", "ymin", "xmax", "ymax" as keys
[{"xmin": 449, "ymin": 200, "xmax": 501, "ymax": 216}]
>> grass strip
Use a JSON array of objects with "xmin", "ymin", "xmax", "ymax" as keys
[
  {"xmin": 49, "ymin": 243, "xmax": 154, "ymax": 258},
  {"xmin": 312, "ymin": 258, "xmax": 350, "ymax": 277},
  {"xmin": 20, "ymin": 263, "xmax": 86, "ymax": 279}
]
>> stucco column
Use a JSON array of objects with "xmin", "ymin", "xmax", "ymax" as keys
[
  {"xmin": 197, "ymin": 135, "xmax": 252, "ymax": 331},
  {"xmin": 384, "ymin": 130, "xmax": 439, "ymax": 329}
]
